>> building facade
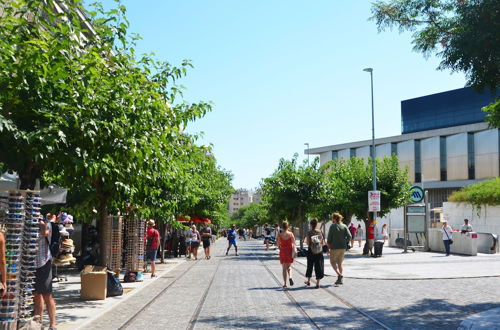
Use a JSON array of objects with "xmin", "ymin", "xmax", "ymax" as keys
[{"xmin": 307, "ymin": 88, "xmax": 499, "ymax": 208}]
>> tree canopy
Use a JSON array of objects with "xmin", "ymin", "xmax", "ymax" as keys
[{"xmin": 371, "ymin": 0, "xmax": 499, "ymax": 127}]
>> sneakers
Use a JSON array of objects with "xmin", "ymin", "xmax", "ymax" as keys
[{"xmin": 335, "ymin": 275, "xmax": 343, "ymax": 285}]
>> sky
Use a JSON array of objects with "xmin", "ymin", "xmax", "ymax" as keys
[{"xmin": 99, "ymin": 0, "xmax": 466, "ymax": 190}]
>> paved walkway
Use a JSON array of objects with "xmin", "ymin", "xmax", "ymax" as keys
[{"xmin": 68, "ymin": 239, "xmax": 500, "ymax": 330}]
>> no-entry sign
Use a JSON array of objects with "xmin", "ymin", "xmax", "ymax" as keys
[{"xmin": 368, "ymin": 190, "xmax": 381, "ymax": 212}]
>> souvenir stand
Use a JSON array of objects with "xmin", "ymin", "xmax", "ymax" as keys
[
  {"xmin": 102, "ymin": 216, "xmax": 122, "ymax": 275},
  {"xmin": 0, "ymin": 190, "xmax": 40, "ymax": 330},
  {"xmin": 124, "ymin": 218, "xmax": 145, "ymax": 275}
]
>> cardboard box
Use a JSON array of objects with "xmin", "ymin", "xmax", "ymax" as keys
[{"xmin": 80, "ymin": 265, "xmax": 107, "ymax": 300}]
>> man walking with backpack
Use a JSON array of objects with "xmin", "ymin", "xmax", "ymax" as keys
[
  {"xmin": 327, "ymin": 213, "xmax": 351, "ymax": 286},
  {"xmin": 145, "ymin": 220, "xmax": 160, "ymax": 278},
  {"xmin": 34, "ymin": 216, "xmax": 58, "ymax": 330}
]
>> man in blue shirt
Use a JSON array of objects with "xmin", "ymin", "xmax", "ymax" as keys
[{"xmin": 226, "ymin": 225, "xmax": 239, "ymax": 256}]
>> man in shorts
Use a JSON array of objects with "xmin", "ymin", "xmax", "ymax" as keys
[
  {"xmin": 34, "ymin": 219, "xmax": 56, "ymax": 330},
  {"xmin": 145, "ymin": 220, "xmax": 160, "ymax": 278},
  {"xmin": 226, "ymin": 225, "xmax": 239, "ymax": 256},
  {"xmin": 201, "ymin": 223, "xmax": 212, "ymax": 259},
  {"xmin": 327, "ymin": 213, "xmax": 351, "ymax": 285}
]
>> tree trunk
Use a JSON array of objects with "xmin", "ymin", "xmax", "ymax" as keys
[
  {"xmin": 95, "ymin": 180, "xmax": 110, "ymax": 267},
  {"xmin": 160, "ymin": 222, "xmax": 166, "ymax": 263},
  {"xmin": 19, "ymin": 160, "xmax": 40, "ymax": 190}
]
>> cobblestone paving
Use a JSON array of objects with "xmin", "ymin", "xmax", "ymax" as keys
[{"xmin": 83, "ymin": 239, "xmax": 500, "ymax": 330}]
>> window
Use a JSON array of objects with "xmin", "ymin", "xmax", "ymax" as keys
[
  {"xmin": 391, "ymin": 143, "xmax": 397, "ymax": 156},
  {"xmin": 332, "ymin": 151, "xmax": 338, "ymax": 160},
  {"xmin": 350, "ymin": 148, "xmax": 356, "ymax": 158},
  {"xmin": 468, "ymin": 133, "xmax": 475, "ymax": 180},
  {"xmin": 440, "ymin": 137, "xmax": 447, "ymax": 181},
  {"xmin": 414, "ymin": 140, "xmax": 421, "ymax": 183}
]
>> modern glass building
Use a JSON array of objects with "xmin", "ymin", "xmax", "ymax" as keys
[
  {"xmin": 401, "ymin": 87, "xmax": 493, "ymax": 134},
  {"xmin": 307, "ymin": 87, "xmax": 499, "ymax": 208}
]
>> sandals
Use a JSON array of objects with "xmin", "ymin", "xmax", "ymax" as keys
[{"xmin": 289, "ymin": 278, "xmax": 294, "ymax": 286}]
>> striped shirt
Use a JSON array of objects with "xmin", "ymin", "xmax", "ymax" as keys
[{"xmin": 36, "ymin": 222, "xmax": 52, "ymax": 269}]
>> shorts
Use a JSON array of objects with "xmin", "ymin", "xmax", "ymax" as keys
[
  {"xmin": 329, "ymin": 249, "xmax": 345, "ymax": 265},
  {"xmin": 368, "ymin": 239, "xmax": 374, "ymax": 249},
  {"xmin": 203, "ymin": 240, "xmax": 211, "ymax": 249},
  {"xmin": 35, "ymin": 260, "xmax": 53, "ymax": 294},
  {"xmin": 146, "ymin": 249, "xmax": 157, "ymax": 261},
  {"xmin": 191, "ymin": 241, "xmax": 199, "ymax": 249},
  {"xmin": 185, "ymin": 241, "xmax": 191, "ymax": 246}
]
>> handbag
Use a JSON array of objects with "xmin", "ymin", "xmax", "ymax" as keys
[
  {"xmin": 322, "ymin": 245, "xmax": 329, "ymax": 253},
  {"xmin": 444, "ymin": 228, "xmax": 453, "ymax": 245}
]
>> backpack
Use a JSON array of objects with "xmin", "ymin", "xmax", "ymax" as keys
[
  {"xmin": 146, "ymin": 230, "xmax": 159, "ymax": 249},
  {"xmin": 310, "ymin": 234, "xmax": 323, "ymax": 254},
  {"xmin": 47, "ymin": 223, "xmax": 61, "ymax": 258}
]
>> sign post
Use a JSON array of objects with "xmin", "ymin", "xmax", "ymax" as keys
[
  {"xmin": 368, "ymin": 190, "xmax": 381, "ymax": 212},
  {"xmin": 403, "ymin": 186, "xmax": 427, "ymax": 253}
]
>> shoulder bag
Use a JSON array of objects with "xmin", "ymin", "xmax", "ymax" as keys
[{"xmin": 444, "ymin": 228, "xmax": 453, "ymax": 245}]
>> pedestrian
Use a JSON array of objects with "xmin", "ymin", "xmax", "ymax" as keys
[
  {"xmin": 304, "ymin": 219, "xmax": 324, "ymax": 288},
  {"xmin": 184, "ymin": 227, "xmax": 192, "ymax": 258},
  {"xmin": 145, "ymin": 220, "xmax": 160, "ymax": 277},
  {"xmin": 442, "ymin": 220, "xmax": 453, "ymax": 256},
  {"xmin": 238, "ymin": 227, "xmax": 244, "ymax": 240},
  {"xmin": 278, "ymin": 221, "xmax": 295, "ymax": 288},
  {"xmin": 226, "ymin": 224, "xmax": 239, "ymax": 256},
  {"xmin": 189, "ymin": 225, "xmax": 201, "ymax": 260},
  {"xmin": 461, "ymin": 219, "xmax": 473, "ymax": 234},
  {"xmin": 348, "ymin": 222, "xmax": 357, "ymax": 248},
  {"xmin": 367, "ymin": 221, "xmax": 375, "ymax": 256},
  {"xmin": 355, "ymin": 224, "xmax": 363, "ymax": 248},
  {"xmin": 34, "ymin": 218, "xmax": 57, "ymax": 330},
  {"xmin": 273, "ymin": 223, "xmax": 280, "ymax": 250},
  {"xmin": 381, "ymin": 224, "xmax": 389, "ymax": 243},
  {"xmin": 327, "ymin": 213, "xmax": 351, "ymax": 285},
  {"xmin": 263, "ymin": 224, "xmax": 271, "ymax": 250},
  {"xmin": 201, "ymin": 223, "xmax": 212, "ymax": 259}
]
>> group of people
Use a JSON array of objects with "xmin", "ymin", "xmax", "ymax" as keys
[
  {"xmin": 441, "ymin": 218, "xmax": 474, "ymax": 256},
  {"xmin": 275, "ymin": 213, "xmax": 352, "ymax": 289},
  {"xmin": 144, "ymin": 221, "xmax": 215, "ymax": 278}
]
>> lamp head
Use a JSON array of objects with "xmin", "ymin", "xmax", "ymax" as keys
[{"xmin": 363, "ymin": 68, "xmax": 373, "ymax": 73}]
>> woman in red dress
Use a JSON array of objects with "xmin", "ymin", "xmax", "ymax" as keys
[{"xmin": 278, "ymin": 221, "xmax": 296, "ymax": 288}]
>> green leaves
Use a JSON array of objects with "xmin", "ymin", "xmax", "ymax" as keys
[{"xmin": 449, "ymin": 178, "xmax": 500, "ymax": 210}]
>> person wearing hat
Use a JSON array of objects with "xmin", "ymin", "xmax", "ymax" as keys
[
  {"xmin": 441, "ymin": 220, "xmax": 453, "ymax": 256},
  {"xmin": 145, "ymin": 220, "xmax": 160, "ymax": 277}
]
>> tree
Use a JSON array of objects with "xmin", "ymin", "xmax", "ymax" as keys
[
  {"xmin": 231, "ymin": 203, "xmax": 268, "ymax": 229},
  {"xmin": 371, "ymin": 0, "xmax": 500, "ymax": 127},
  {"xmin": 0, "ymin": 0, "xmax": 213, "ymax": 265},
  {"xmin": 260, "ymin": 155, "xmax": 324, "ymax": 248},
  {"xmin": 321, "ymin": 156, "xmax": 410, "ymax": 254}
]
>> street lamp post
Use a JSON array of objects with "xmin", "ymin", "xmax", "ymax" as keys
[
  {"xmin": 363, "ymin": 68, "xmax": 377, "ymax": 221},
  {"xmin": 304, "ymin": 143, "xmax": 310, "ymax": 165}
]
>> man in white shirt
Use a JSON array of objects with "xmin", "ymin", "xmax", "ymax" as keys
[{"xmin": 461, "ymin": 219, "xmax": 473, "ymax": 233}]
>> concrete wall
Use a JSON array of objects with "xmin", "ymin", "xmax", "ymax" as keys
[
  {"xmin": 376, "ymin": 143, "xmax": 392, "ymax": 159},
  {"xmin": 398, "ymin": 140, "xmax": 415, "ymax": 182},
  {"xmin": 338, "ymin": 148, "xmax": 350, "ymax": 160},
  {"xmin": 443, "ymin": 202, "xmax": 500, "ymax": 236},
  {"xmin": 447, "ymin": 133, "xmax": 468, "ymax": 181},
  {"xmin": 319, "ymin": 151, "xmax": 331, "ymax": 166},
  {"xmin": 475, "ymin": 129, "xmax": 499, "ymax": 179},
  {"xmin": 421, "ymin": 137, "xmax": 440, "ymax": 182},
  {"xmin": 428, "ymin": 228, "xmax": 477, "ymax": 255}
]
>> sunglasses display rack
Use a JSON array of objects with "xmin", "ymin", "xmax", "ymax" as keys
[
  {"xmin": 124, "ymin": 218, "xmax": 145, "ymax": 273},
  {"xmin": 103, "ymin": 216, "xmax": 123, "ymax": 275},
  {"xmin": 18, "ymin": 192, "xmax": 40, "ymax": 323},
  {"xmin": 0, "ymin": 191, "xmax": 40, "ymax": 329}
]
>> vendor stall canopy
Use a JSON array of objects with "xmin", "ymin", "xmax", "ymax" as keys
[
  {"xmin": 0, "ymin": 172, "xmax": 67, "ymax": 205},
  {"xmin": 178, "ymin": 217, "xmax": 211, "ymax": 223}
]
